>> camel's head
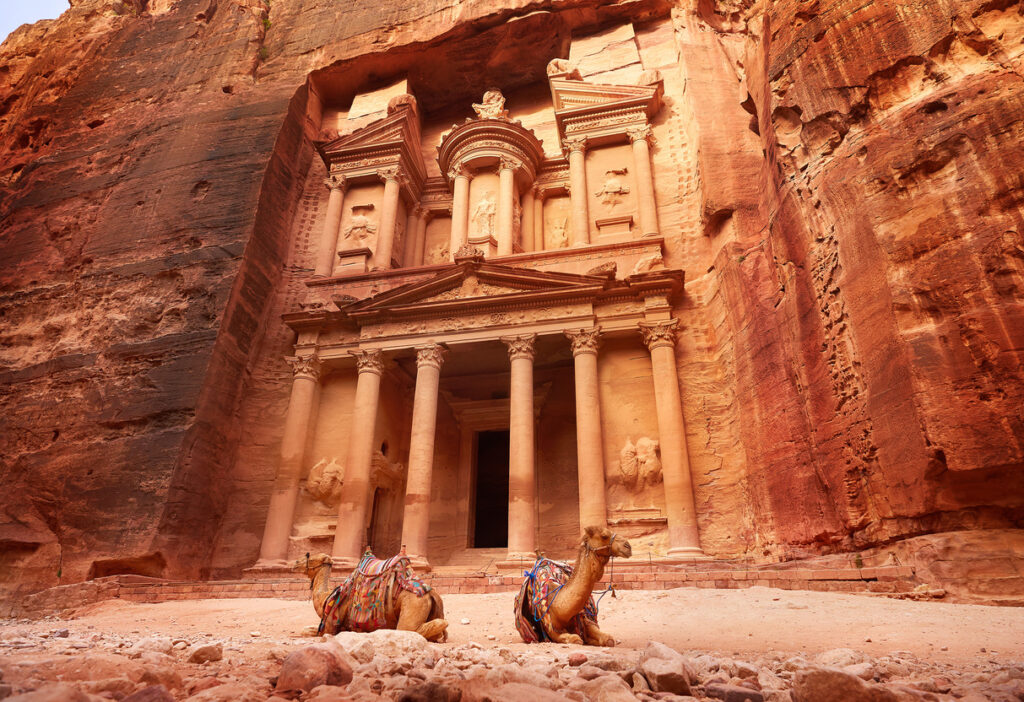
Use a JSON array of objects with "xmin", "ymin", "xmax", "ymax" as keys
[
  {"xmin": 581, "ymin": 525, "xmax": 632, "ymax": 559},
  {"xmin": 291, "ymin": 552, "xmax": 332, "ymax": 577}
]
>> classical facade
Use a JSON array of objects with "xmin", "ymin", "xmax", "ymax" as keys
[{"xmin": 248, "ymin": 51, "xmax": 706, "ymax": 572}]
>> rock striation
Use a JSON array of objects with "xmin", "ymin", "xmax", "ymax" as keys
[{"xmin": 0, "ymin": 0, "xmax": 1021, "ymax": 600}]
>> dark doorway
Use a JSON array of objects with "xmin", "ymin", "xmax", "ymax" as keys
[
  {"xmin": 473, "ymin": 430, "xmax": 510, "ymax": 548},
  {"xmin": 368, "ymin": 487, "xmax": 386, "ymax": 555}
]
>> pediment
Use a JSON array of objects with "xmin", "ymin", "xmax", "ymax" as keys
[
  {"xmin": 549, "ymin": 78, "xmax": 661, "ymax": 115},
  {"xmin": 318, "ymin": 103, "xmax": 421, "ymax": 155}
]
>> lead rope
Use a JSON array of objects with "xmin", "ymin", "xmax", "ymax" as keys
[{"xmin": 594, "ymin": 534, "xmax": 618, "ymax": 610}]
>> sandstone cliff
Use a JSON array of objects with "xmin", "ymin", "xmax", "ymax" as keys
[{"xmin": 1, "ymin": 0, "xmax": 1021, "ymax": 600}]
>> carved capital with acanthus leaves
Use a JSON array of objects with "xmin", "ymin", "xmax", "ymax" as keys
[
  {"xmin": 376, "ymin": 166, "xmax": 404, "ymax": 184},
  {"xmin": 500, "ymin": 334, "xmax": 537, "ymax": 361},
  {"xmin": 324, "ymin": 174, "xmax": 347, "ymax": 192},
  {"xmin": 447, "ymin": 163, "xmax": 472, "ymax": 181},
  {"xmin": 565, "ymin": 327, "xmax": 602, "ymax": 357},
  {"xmin": 562, "ymin": 135, "xmax": 588, "ymax": 155},
  {"xmin": 415, "ymin": 343, "xmax": 447, "ymax": 371},
  {"xmin": 287, "ymin": 354, "xmax": 321, "ymax": 381},
  {"xmin": 627, "ymin": 125, "xmax": 654, "ymax": 145},
  {"xmin": 350, "ymin": 348, "xmax": 384, "ymax": 375},
  {"xmin": 498, "ymin": 155, "xmax": 520, "ymax": 172},
  {"xmin": 639, "ymin": 319, "xmax": 679, "ymax": 351}
]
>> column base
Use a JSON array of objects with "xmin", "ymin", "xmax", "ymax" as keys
[
  {"xmin": 663, "ymin": 546, "xmax": 711, "ymax": 562},
  {"xmin": 496, "ymin": 552, "xmax": 539, "ymax": 570},
  {"xmin": 243, "ymin": 560, "xmax": 295, "ymax": 579},
  {"xmin": 406, "ymin": 555, "xmax": 432, "ymax": 573}
]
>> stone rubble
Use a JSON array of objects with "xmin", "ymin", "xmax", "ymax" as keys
[{"xmin": 0, "ymin": 620, "xmax": 1022, "ymax": 702}]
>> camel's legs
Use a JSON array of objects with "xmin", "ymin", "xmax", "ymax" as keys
[
  {"xmin": 395, "ymin": 592, "xmax": 446, "ymax": 641},
  {"xmin": 550, "ymin": 631, "xmax": 585, "ymax": 645},
  {"xmin": 583, "ymin": 619, "xmax": 616, "ymax": 647}
]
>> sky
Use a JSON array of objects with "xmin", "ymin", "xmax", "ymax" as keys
[{"xmin": 0, "ymin": 0, "xmax": 70, "ymax": 45}]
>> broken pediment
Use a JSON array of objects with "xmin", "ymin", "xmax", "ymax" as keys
[{"xmin": 549, "ymin": 77, "xmax": 663, "ymax": 143}]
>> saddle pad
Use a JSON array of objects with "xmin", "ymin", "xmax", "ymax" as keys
[
  {"xmin": 318, "ymin": 550, "xmax": 431, "ymax": 635},
  {"xmin": 514, "ymin": 557, "xmax": 598, "ymax": 643}
]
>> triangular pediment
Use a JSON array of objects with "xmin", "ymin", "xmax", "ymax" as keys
[
  {"xmin": 341, "ymin": 262, "xmax": 610, "ymax": 320},
  {"xmin": 550, "ymin": 78, "xmax": 661, "ymax": 115},
  {"xmin": 319, "ymin": 103, "xmax": 420, "ymax": 153}
]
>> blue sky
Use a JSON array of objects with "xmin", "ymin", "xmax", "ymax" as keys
[{"xmin": 1, "ymin": 0, "xmax": 70, "ymax": 45}]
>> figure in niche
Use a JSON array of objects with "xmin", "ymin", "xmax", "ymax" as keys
[
  {"xmin": 344, "ymin": 206, "xmax": 376, "ymax": 243},
  {"xmin": 617, "ymin": 437, "xmax": 663, "ymax": 491},
  {"xmin": 428, "ymin": 242, "xmax": 449, "ymax": 264},
  {"xmin": 471, "ymin": 193, "xmax": 496, "ymax": 238},
  {"xmin": 595, "ymin": 168, "xmax": 630, "ymax": 210},
  {"xmin": 472, "ymin": 89, "xmax": 509, "ymax": 119},
  {"xmin": 547, "ymin": 216, "xmax": 569, "ymax": 249},
  {"xmin": 307, "ymin": 457, "xmax": 345, "ymax": 506}
]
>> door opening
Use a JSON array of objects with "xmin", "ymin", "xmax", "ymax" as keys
[{"xmin": 473, "ymin": 430, "xmax": 509, "ymax": 548}]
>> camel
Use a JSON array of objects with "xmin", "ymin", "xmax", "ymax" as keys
[
  {"xmin": 515, "ymin": 525, "xmax": 632, "ymax": 646},
  {"xmin": 292, "ymin": 552, "xmax": 448, "ymax": 642}
]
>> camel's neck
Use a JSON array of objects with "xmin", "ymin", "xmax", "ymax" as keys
[
  {"xmin": 556, "ymin": 545, "xmax": 608, "ymax": 615},
  {"xmin": 310, "ymin": 565, "xmax": 333, "ymax": 618}
]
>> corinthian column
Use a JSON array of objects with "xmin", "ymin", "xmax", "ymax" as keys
[
  {"xmin": 563, "ymin": 136, "xmax": 591, "ymax": 246},
  {"xmin": 497, "ymin": 157, "xmax": 517, "ymax": 257},
  {"xmin": 628, "ymin": 126, "xmax": 660, "ymax": 237},
  {"xmin": 412, "ymin": 207, "xmax": 430, "ymax": 267},
  {"xmin": 533, "ymin": 187, "xmax": 545, "ymax": 250},
  {"xmin": 373, "ymin": 167, "xmax": 403, "ymax": 270},
  {"xmin": 331, "ymin": 349, "xmax": 384, "ymax": 565},
  {"xmin": 639, "ymin": 319, "xmax": 703, "ymax": 556},
  {"xmin": 565, "ymin": 327, "xmax": 607, "ymax": 529},
  {"xmin": 501, "ymin": 334, "xmax": 537, "ymax": 561},
  {"xmin": 521, "ymin": 186, "xmax": 535, "ymax": 252},
  {"xmin": 314, "ymin": 175, "xmax": 346, "ymax": 277},
  {"xmin": 257, "ymin": 354, "xmax": 321, "ymax": 563},
  {"xmin": 400, "ymin": 344, "xmax": 446, "ymax": 568},
  {"xmin": 449, "ymin": 165, "xmax": 471, "ymax": 261}
]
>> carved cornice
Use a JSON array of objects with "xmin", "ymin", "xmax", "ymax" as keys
[
  {"xmin": 415, "ymin": 343, "xmax": 447, "ymax": 370},
  {"xmin": 565, "ymin": 327, "xmax": 602, "ymax": 357},
  {"xmin": 639, "ymin": 319, "xmax": 679, "ymax": 351},
  {"xmin": 350, "ymin": 348, "xmax": 384, "ymax": 375},
  {"xmin": 324, "ymin": 174, "xmax": 347, "ymax": 192},
  {"xmin": 501, "ymin": 334, "xmax": 536, "ymax": 361},
  {"xmin": 287, "ymin": 354, "xmax": 321, "ymax": 381}
]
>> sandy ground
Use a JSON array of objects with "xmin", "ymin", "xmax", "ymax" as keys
[{"xmin": 11, "ymin": 586, "xmax": 1021, "ymax": 665}]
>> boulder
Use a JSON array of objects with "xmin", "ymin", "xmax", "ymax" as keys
[
  {"xmin": 706, "ymin": 682, "xmax": 765, "ymax": 702},
  {"xmin": 792, "ymin": 667, "xmax": 917, "ymax": 702},
  {"xmin": 129, "ymin": 637, "xmax": 174, "ymax": 658},
  {"xmin": 640, "ymin": 656, "xmax": 692, "ymax": 695},
  {"xmin": 123, "ymin": 686, "xmax": 176, "ymax": 702},
  {"xmin": 274, "ymin": 642, "xmax": 354, "ymax": 697},
  {"xmin": 5, "ymin": 684, "xmax": 91, "ymax": 702},
  {"xmin": 570, "ymin": 675, "xmax": 637, "ymax": 702},
  {"xmin": 186, "ymin": 644, "xmax": 223, "ymax": 664},
  {"xmin": 332, "ymin": 633, "xmax": 375, "ymax": 664},
  {"xmin": 815, "ymin": 649, "xmax": 868, "ymax": 668},
  {"xmin": 364, "ymin": 629, "xmax": 428, "ymax": 657},
  {"xmin": 397, "ymin": 681, "xmax": 463, "ymax": 702}
]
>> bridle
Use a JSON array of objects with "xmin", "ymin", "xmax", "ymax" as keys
[
  {"xmin": 585, "ymin": 532, "xmax": 618, "ymax": 556},
  {"xmin": 586, "ymin": 533, "xmax": 620, "ymax": 606},
  {"xmin": 305, "ymin": 552, "xmax": 332, "ymax": 590}
]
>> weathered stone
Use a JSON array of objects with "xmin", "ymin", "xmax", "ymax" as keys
[
  {"xmin": 331, "ymin": 633, "xmax": 375, "ymax": 664},
  {"xmin": 397, "ymin": 680, "xmax": 463, "ymax": 702},
  {"xmin": 568, "ymin": 653, "xmax": 588, "ymax": 667},
  {"xmin": 641, "ymin": 657, "xmax": 691, "ymax": 696},
  {"xmin": 4, "ymin": 684, "xmax": 91, "ymax": 702},
  {"xmin": 184, "ymin": 682, "xmax": 267, "ymax": 702},
  {"xmin": 274, "ymin": 643, "xmax": 353, "ymax": 696},
  {"xmin": 122, "ymin": 686, "xmax": 176, "ymax": 702},
  {"xmin": 129, "ymin": 637, "xmax": 174, "ymax": 657},
  {"xmin": 186, "ymin": 644, "xmax": 223, "ymax": 664},
  {"xmin": 706, "ymin": 682, "xmax": 765, "ymax": 702},
  {"xmin": 570, "ymin": 675, "xmax": 637, "ymax": 702},
  {"xmin": 792, "ymin": 667, "xmax": 918, "ymax": 702}
]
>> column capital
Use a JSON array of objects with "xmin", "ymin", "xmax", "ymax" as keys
[
  {"xmin": 565, "ymin": 327, "xmax": 602, "ymax": 357},
  {"xmin": 286, "ymin": 353, "xmax": 321, "ymax": 381},
  {"xmin": 377, "ymin": 166, "xmax": 406, "ymax": 185},
  {"xmin": 415, "ymin": 343, "xmax": 447, "ymax": 370},
  {"xmin": 447, "ymin": 163, "xmax": 472, "ymax": 181},
  {"xmin": 500, "ymin": 334, "xmax": 537, "ymax": 361},
  {"xmin": 350, "ymin": 348, "xmax": 384, "ymax": 375},
  {"xmin": 562, "ymin": 135, "xmax": 589, "ymax": 155},
  {"xmin": 533, "ymin": 185, "xmax": 546, "ymax": 201},
  {"xmin": 498, "ymin": 155, "xmax": 520, "ymax": 172},
  {"xmin": 639, "ymin": 319, "xmax": 679, "ymax": 350},
  {"xmin": 324, "ymin": 174, "xmax": 347, "ymax": 192},
  {"xmin": 627, "ymin": 125, "xmax": 655, "ymax": 145}
]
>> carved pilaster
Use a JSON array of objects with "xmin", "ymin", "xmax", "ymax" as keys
[
  {"xmin": 415, "ymin": 343, "xmax": 447, "ymax": 370},
  {"xmin": 286, "ymin": 354, "xmax": 321, "ymax": 381},
  {"xmin": 324, "ymin": 174, "xmax": 347, "ymax": 192},
  {"xmin": 562, "ymin": 135, "xmax": 588, "ymax": 155},
  {"xmin": 639, "ymin": 319, "xmax": 679, "ymax": 351},
  {"xmin": 627, "ymin": 125, "xmax": 655, "ymax": 145},
  {"xmin": 501, "ymin": 334, "xmax": 536, "ymax": 361},
  {"xmin": 350, "ymin": 348, "xmax": 384, "ymax": 375},
  {"xmin": 565, "ymin": 327, "xmax": 602, "ymax": 357}
]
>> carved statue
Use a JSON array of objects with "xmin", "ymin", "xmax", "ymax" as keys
[
  {"xmin": 428, "ymin": 242, "xmax": 449, "ymax": 264},
  {"xmin": 471, "ymin": 193, "xmax": 496, "ymax": 238},
  {"xmin": 595, "ymin": 168, "xmax": 630, "ymax": 209},
  {"xmin": 307, "ymin": 457, "xmax": 345, "ymax": 505},
  {"xmin": 618, "ymin": 437, "xmax": 663, "ymax": 490},
  {"xmin": 472, "ymin": 89, "xmax": 508, "ymax": 119},
  {"xmin": 344, "ymin": 209, "xmax": 377, "ymax": 242},
  {"xmin": 546, "ymin": 58, "xmax": 582, "ymax": 80},
  {"xmin": 548, "ymin": 216, "xmax": 569, "ymax": 249},
  {"xmin": 631, "ymin": 253, "xmax": 665, "ymax": 275}
]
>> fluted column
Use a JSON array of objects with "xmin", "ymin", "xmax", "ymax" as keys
[
  {"xmin": 629, "ymin": 126, "xmax": 660, "ymax": 237},
  {"xmin": 563, "ymin": 136, "xmax": 590, "ymax": 246},
  {"xmin": 373, "ymin": 167, "xmax": 403, "ymax": 270},
  {"xmin": 501, "ymin": 334, "xmax": 537, "ymax": 560},
  {"xmin": 497, "ymin": 157, "xmax": 516, "ymax": 257},
  {"xmin": 400, "ymin": 344, "xmax": 447, "ymax": 567},
  {"xmin": 640, "ymin": 320, "xmax": 702, "ymax": 556},
  {"xmin": 521, "ymin": 186, "xmax": 535, "ymax": 252},
  {"xmin": 314, "ymin": 175, "xmax": 346, "ymax": 277},
  {"xmin": 331, "ymin": 349, "xmax": 385, "ymax": 565},
  {"xmin": 533, "ymin": 187, "xmax": 545, "ymax": 251},
  {"xmin": 413, "ymin": 208, "xmax": 431, "ymax": 266},
  {"xmin": 257, "ymin": 354, "xmax": 321, "ymax": 563},
  {"xmin": 449, "ymin": 165, "xmax": 471, "ymax": 261},
  {"xmin": 565, "ymin": 327, "xmax": 607, "ymax": 529}
]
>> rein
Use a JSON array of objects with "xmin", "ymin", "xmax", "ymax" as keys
[{"xmin": 587, "ymin": 533, "xmax": 619, "ymax": 609}]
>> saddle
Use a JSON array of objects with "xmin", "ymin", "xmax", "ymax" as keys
[
  {"xmin": 318, "ymin": 548, "xmax": 431, "ymax": 635},
  {"xmin": 514, "ymin": 557, "xmax": 599, "ymax": 643}
]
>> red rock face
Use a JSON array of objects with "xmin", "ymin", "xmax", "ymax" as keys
[{"xmin": 0, "ymin": 0, "xmax": 1021, "ymax": 599}]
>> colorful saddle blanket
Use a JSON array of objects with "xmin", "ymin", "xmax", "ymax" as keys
[
  {"xmin": 318, "ymin": 550, "xmax": 431, "ymax": 635},
  {"xmin": 514, "ymin": 557, "xmax": 599, "ymax": 644}
]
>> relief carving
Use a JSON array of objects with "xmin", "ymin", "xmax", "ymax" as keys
[
  {"xmin": 471, "ymin": 193, "xmax": 496, "ymax": 238},
  {"xmin": 344, "ymin": 206, "xmax": 377, "ymax": 242},
  {"xmin": 595, "ymin": 168, "xmax": 630, "ymax": 210},
  {"xmin": 548, "ymin": 216, "xmax": 569, "ymax": 249},
  {"xmin": 546, "ymin": 58, "xmax": 581, "ymax": 80},
  {"xmin": 306, "ymin": 457, "xmax": 345, "ymax": 505},
  {"xmin": 617, "ymin": 437, "xmax": 663, "ymax": 490},
  {"xmin": 472, "ymin": 89, "xmax": 509, "ymax": 120},
  {"xmin": 631, "ymin": 253, "xmax": 665, "ymax": 275}
]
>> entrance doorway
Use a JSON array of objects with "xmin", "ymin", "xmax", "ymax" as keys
[{"xmin": 473, "ymin": 430, "xmax": 509, "ymax": 548}]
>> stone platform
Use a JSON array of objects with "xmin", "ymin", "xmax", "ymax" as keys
[{"xmin": 8, "ymin": 563, "xmax": 920, "ymax": 617}]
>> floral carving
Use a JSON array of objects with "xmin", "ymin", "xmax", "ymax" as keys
[
  {"xmin": 639, "ymin": 319, "xmax": 679, "ymax": 350},
  {"xmin": 565, "ymin": 327, "xmax": 601, "ymax": 356},
  {"xmin": 627, "ymin": 125, "xmax": 654, "ymax": 144},
  {"xmin": 415, "ymin": 344, "xmax": 447, "ymax": 370},
  {"xmin": 324, "ymin": 174, "xmax": 346, "ymax": 192},
  {"xmin": 287, "ymin": 354, "xmax": 321, "ymax": 380},
  {"xmin": 350, "ymin": 348, "xmax": 384, "ymax": 374},
  {"xmin": 501, "ymin": 334, "xmax": 536, "ymax": 361},
  {"xmin": 562, "ymin": 136, "xmax": 588, "ymax": 154}
]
